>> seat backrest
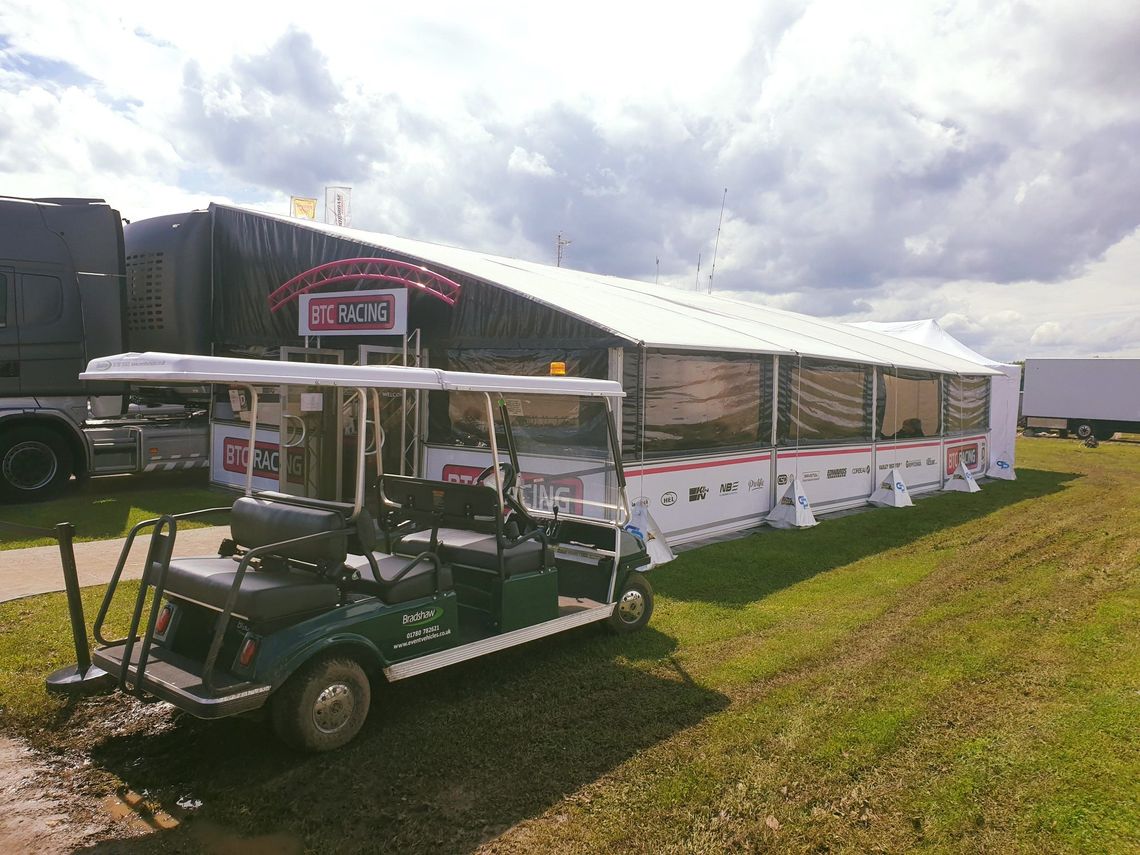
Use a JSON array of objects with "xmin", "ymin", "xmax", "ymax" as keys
[
  {"xmin": 253, "ymin": 490, "xmax": 377, "ymax": 554},
  {"xmin": 380, "ymin": 475, "xmax": 502, "ymax": 536},
  {"xmin": 231, "ymin": 497, "xmax": 347, "ymax": 567}
]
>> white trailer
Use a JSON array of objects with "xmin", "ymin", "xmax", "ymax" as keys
[{"xmin": 1022, "ymin": 358, "xmax": 1140, "ymax": 440}]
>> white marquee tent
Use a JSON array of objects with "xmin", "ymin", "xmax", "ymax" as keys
[{"xmin": 851, "ymin": 319, "xmax": 1019, "ymax": 479}]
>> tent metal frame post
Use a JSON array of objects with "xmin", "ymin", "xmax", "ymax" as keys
[
  {"xmin": 359, "ymin": 330, "xmax": 422, "ymax": 477},
  {"xmin": 279, "ymin": 346, "xmax": 345, "ymax": 498}
]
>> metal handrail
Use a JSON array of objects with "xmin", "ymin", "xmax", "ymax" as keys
[
  {"xmin": 93, "ymin": 507, "xmax": 232, "ymax": 646},
  {"xmin": 117, "ymin": 515, "xmax": 176, "ymax": 693}
]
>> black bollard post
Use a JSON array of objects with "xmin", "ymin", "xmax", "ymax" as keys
[
  {"xmin": 56, "ymin": 522, "xmax": 91, "ymax": 674},
  {"xmin": 45, "ymin": 521, "xmax": 112, "ymax": 695}
]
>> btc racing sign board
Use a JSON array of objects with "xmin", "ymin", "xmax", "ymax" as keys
[
  {"xmin": 945, "ymin": 438, "xmax": 986, "ymax": 478},
  {"xmin": 210, "ymin": 423, "xmax": 304, "ymax": 492},
  {"xmin": 298, "ymin": 288, "xmax": 408, "ymax": 337}
]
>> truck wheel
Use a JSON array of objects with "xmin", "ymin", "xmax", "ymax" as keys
[
  {"xmin": 608, "ymin": 574, "xmax": 654, "ymax": 634},
  {"xmin": 271, "ymin": 654, "xmax": 371, "ymax": 752},
  {"xmin": 1072, "ymin": 422, "xmax": 1094, "ymax": 440},
  {"xmin": 0, "ymin": 426, "xmax": 73, "ymax": 501}
]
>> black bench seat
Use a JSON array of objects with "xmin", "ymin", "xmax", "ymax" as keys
[
  {"xmin": 343, "ymin": 552, "xmax": 448, "ymax": 603},
  {"xmin": 159, "ymin": 496, "xmax": 351, "ymax": 623},
  {"xmin": 394, "ymin": 528, "xmax": 545, "ymax": 577},
  {"xmin": 163, "ymin": 556, "xmax": 339, "ymax": 622}
]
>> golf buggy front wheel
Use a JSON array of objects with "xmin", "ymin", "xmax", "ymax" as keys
[
  {"xmin": 271, "ymin": 654, "xmax": 371, "ymax": 752},
  {"xmin": 609, "ymin": 574, "xmax": 654, "ymax": 634}
]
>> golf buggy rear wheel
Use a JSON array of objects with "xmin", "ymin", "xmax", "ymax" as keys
[
  {"xmin": 271, "ymin": 654, "xmax": 371, "ymax": 752},
  {"xmin": 609, "ymin": 574, "xmax": 653, "ymax": 634}
]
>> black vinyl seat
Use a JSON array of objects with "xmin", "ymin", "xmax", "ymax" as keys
[
  {"xmin": 163, "ymin": 557, "xmax": 339, "ymax": 622},
  {"xmin": 162, "ymin": 497, "xmax": 349, "ymax": 623},
  {"xmin": 394, "ymin": 528, "xmax": 544, "ymax": 577},
  {"xmin": 379, "ymin": 474, "xmax": 550, "ymax": 578},
  {"xmin": 344, "ymin": 552, "xmax": 451, "ymax": 603}
]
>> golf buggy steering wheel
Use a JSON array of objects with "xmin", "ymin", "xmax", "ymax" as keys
[{"xmin": 475, "ymin": 461, "xmax": 517, "ymax": 492}]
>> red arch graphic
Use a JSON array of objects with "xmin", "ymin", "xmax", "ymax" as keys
[{"xmin": 267, "ymin": 257, "xmax": 462, "ymax": 313}]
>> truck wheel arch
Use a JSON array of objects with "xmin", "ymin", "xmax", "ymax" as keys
[{"xmin": 0, "ymin": 414, "xmax": 86, "ymax": 497}]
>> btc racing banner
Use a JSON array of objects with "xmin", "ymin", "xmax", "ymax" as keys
[
  {"xmin": 210, "ymin": 423, "xmax": 304, "ymax": 491},
  {"xmin": 298, "ymin": 288, "xmax": 408, "ymax": 337}
]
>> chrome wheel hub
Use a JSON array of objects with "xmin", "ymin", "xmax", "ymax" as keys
[
  {"xmin": 3, "ymin": 441, "xmax": 57, "ymax": 491},
  {"xmin": 617, "ymin": 589, "xmax": 645, "ymax": 624},
  {"xmin": 312, "ymin": 683, "xmax": 355, "ymax": 733}
]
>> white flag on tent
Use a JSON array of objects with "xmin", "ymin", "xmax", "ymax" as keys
[
  {"xmin": 869, "ymin": 467, "xmax": 914, "ymax": 508},
  {"xmin": 766, "ymin": 477, "xmax": 818, "ymax": 529},
  {"xmin": 943, "ymin": 460, "xmax": 981, "ymax": 493}
]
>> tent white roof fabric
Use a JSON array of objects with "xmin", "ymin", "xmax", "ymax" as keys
[
  {"xmin": 849, "ymin": 319, "xmax": 1003, "ymax": 367},
  {"xmin": 849, "ymin": 318, "xmax": 1021, "ymax": 479},
  {"xmin": 222, "ymin": 205, "xmax": 998, "ymax": 377}
]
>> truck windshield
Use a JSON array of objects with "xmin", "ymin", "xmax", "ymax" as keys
[{"xmin": 497, "ymin": 393, "xmax": 622, "ymax": 524}]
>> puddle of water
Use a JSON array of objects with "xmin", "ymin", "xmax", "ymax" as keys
[
  {"xmin": 100, "ymin": 789, "xmax": 179, "ymax": 832},
  {"xmin": 190, "ymin": 820, "xmax": 305, "ymax": 854},
  {"xmin": 100, "ymin": 790, "xmax": 303, "ymax": 853}
]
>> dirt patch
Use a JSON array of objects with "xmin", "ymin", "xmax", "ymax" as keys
[{"xmin": 0, "ymin": 734, "xmax": 124, "ymax": 852}]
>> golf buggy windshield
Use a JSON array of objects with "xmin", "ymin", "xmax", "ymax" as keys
[{"xmin": 492, "ymin": 392, "xmax": 627, "ymax": 526}]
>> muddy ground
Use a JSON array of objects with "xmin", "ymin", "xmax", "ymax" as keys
[{"xmin": 0, "ymin": 698, "xmax": 303, "ymax": 853}]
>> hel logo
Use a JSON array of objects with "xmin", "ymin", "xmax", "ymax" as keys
[
  {"xmin": 222, "ymin": 437, "xmax": 303, "ymax": 483},
  {"xmin": 946, "ymin": 443, "xmax": 979, "ymax": 476},
  {"xmin": 661, "ymin": 491, "xmax": 678, "ymax": 506},
  {"xmin": 402, "ymin": 606, "xmax": 442, "ymax": 626},
  {"xmin": 441, "ymin": 464, "xmax": 583, "ymax": 514}
]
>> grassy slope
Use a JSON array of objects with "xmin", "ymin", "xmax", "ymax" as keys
[
  {"xmin": 0, "ymin": 472, "xmax": 222, "ymax": 549},
  {"xmin": 0, "ymin": 438, "xmax": 1136, "ymax": 853}
]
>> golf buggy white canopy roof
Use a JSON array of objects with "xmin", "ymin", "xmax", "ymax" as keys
[{"xmin": 81, "ymin": 352, "xmax": 625, "ymax": 397}]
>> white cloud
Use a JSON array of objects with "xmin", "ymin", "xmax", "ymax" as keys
[
  {"xmin": 1029, "ymin": 321, "xmax": 1066, "ymax": 346},
  {"xmin": 507, "ymin": 147, "xmax": 555, "ymax": 178}
]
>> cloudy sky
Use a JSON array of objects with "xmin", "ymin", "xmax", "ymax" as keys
[{"xmin": 2, "ymin": 0, "xmax": 1137, "ymax": 360}]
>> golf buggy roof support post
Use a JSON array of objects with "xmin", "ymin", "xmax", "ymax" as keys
[
  {"xmin": 353, "ymin": 386, "xmax": 368, "ymax": 519},
  {"xmin": 483, "ymin": 392, "xmax": 504, "ymax": 508},
  {"xmin": 244, "ymin": 384, "xmax": 259, "ymax": 497},
  {"xmin": 371, "ymin": 388, "xmax": 383, "ymax": 483}
]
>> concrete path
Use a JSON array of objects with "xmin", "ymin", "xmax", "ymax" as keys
[{"xmin": 0, "ymin": 526, "xmax": 227, "ymax": 603}]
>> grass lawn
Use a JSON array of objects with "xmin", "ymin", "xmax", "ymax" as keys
[
  {"xmin": 0, "ymin": 471, "xmax": 223, "ymax": 550},
  {"xmin": 0, "ymin": 437, "xmax": 1137, "ymax": 852}
]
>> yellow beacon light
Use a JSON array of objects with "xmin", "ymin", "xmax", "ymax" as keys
[{"xmin": 549, "ymin": 361, "xmax": 567, "ymax": 376}]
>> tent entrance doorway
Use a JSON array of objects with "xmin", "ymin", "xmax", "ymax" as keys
[
  {"xmin": 359, "ymin": 331, "xmax": 421, "ymax": 478},
  {"xmin": 278, "ymin": 347, "xmax": 344, "ymax": 500}
]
